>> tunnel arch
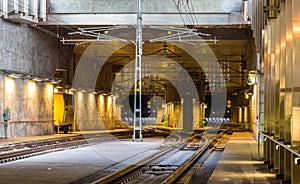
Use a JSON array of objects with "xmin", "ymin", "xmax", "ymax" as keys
[{"xmin": 73, "ymin": 31, "xmax": 226, "ymax": 132}]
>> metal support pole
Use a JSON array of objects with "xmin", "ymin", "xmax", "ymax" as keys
[
  {"xmin": 133, "ymin": 0, "xmax": 143, "ymax": 141},
  {"xmin": 258, "ymin": 133, "xmax": 261, "ymax": 160}
]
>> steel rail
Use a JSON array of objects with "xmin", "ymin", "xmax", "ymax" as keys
[
  {"xmin": 162, "ymin": 128, "xmax": 230, "ymax": 183},
  {"xmin": 161, "ymin": 137, "xmax": 210, "ymax": 184},
  {"xmin": 0, "ymin": 130, "xmax": 167, "ymax": 164},
  {"xmin": 91, "ymin": 133, "xmax": 182, "ymax": 184}
]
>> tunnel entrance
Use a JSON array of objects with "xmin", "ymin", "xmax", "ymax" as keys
[{"xmin": 121, "ymin": 94, "xmax": 157, "ymax": 125}]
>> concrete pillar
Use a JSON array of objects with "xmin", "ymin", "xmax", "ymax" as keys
[{"xmin": 183, "ymin": 93, "xmax": 193, "ymax": 131}]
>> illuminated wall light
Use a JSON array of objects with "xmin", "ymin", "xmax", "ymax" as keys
[
  {"xmin": 295, "ymin": 158, "xmax": 300, "ymax": 165},
  {"xmin": 275, "ymin": 145, "xmax": 280, "ymax": 150},
  {"xmin": 32, "ymin": 77, "xmax": 43, "ymax": 82},
  {"xmin": 52, "ymin": 80, "xmax": 59, "ymax": 84},
  {"xmin": 51, "ymin": 79, "xmax": 62, "ymax": 84},
  {"xmin": 54, "ymin": 88, "xmax": 59, "ymax": 94},
  {"xmin": 69, "ymin": 88, "xmax": 76, "ymax": 95},
  {"xmin": 8, "ymin": 73, "xmax": 22, "ymax": 79}
]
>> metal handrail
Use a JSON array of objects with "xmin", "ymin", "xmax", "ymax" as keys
[{"xmin": 258, "ymin": 131, "xmax": 300, "ymax": 160}]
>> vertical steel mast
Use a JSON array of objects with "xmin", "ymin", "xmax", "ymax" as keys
[{"xmin": 133, "ymin": 0, "xmax": 143, "ymax": 141}]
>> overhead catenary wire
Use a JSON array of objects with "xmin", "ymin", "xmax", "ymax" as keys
[
  {"xmin": 1, "ymin": 0, "xmax": 202, "ymax": 42},
  {"xmin": 171, "ymin": 0, "xmax": 199, "ymax": 27}
]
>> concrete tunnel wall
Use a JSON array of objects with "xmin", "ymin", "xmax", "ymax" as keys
[{"xmin": 0, "ymin": 19, "xmax": 73, "ymax": 138}]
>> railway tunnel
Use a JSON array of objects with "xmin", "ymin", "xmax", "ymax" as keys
[{"xmin": 0, "ymin": 0, "xmax": 300, "ymax": 183}]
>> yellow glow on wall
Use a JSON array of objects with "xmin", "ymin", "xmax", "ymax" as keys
[
  {"xmin": 54, "ymin": 94, "xmax": 65, "ymax": 126},
  {"xmin": 77, "ymin": 91, "xmax": 83, "ymax": 101},
  {"xmin": 244, "ymin": 106, "xmax": 248, "ymax": 123},
  {"xmin": 107, "ymin": 96, "xmax": 112, "ymax": 107},
  {"xmin": 88, "ymin": 93, "xmax": 95, "ymax": 108},
  {"xmin": 238, "ymin": 107, "xmax": 243, "ymax": 123},
  {"xmin": 46, "ymin": 84, "xmax": 53, "ymax": 95},
  {"xmin": 293, "ymin": 22, "xmax": 300, "ymax": 38},
  {"xmin": 286, "ymin": 33, "xmax": 293, "ymax": 43},
  {"xmin": 270, "ymin": 53, "xmax": 275, "ymax": 67},
  {"xmin": 99, "ymin": 94, "xmax": 104, "ymax": 105},
  {"xmin": 293, "ymin": 27, "xmax": 300, "ymax": 32},
  {"xmin": 281, "ymin": 42, "xmax": 286, "ymax": 49},
  {"xmin": 107, "ymin": 95, "xmax": 112, "ymax": 117},
  {"xmin": 27, "ymin": 81, "xmax": 36, "ymax": 98},
  {"xmin": 253, "ymin": 84, "xmax": 257, "ymax": 97},
  {"xmin": 5, "ymin": 77, "xmax": 15, "ymax": 92},
  {"xmin": 99, "ymin": 94, "xmax": 105, "ymax": 117},
  {"xmin": 89, "ymin": 93, "xmax": 94, "ymax": 102}
]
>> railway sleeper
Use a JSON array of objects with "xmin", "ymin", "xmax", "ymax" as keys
[{"xmin": 115, "ymin": 167, "xmax": 149, "ymax": 184}]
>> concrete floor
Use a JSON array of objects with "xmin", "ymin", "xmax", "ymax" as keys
[
  {"xmin": 0, "ymin": 138, "xmax": 163, "ymax": 184},
  {"xmin": 0, "ymin": 131, "xmax": 281, "ymax": 184},
  {"xmin": 207, "ymin": 132, "xmax": 279, "ymax": 184}
]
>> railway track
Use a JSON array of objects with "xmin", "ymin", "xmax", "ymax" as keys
[
  {"xmin": 82, "ymin": 132, "xmax": 201, "ymax": 184},
  {"xmin": 68, "ymin": 133, "xmax": 182, "ymax": 184},
  {"xmin": 172, "ymin": 129, "xmax": 230, "ymax": 184},
  {"xmin": 87, "ymin": 130, "xmax": 229, "ymax": 184},
  {"xmin": 0, "ymin": 129, "xmax": 166, "ymax": 164}
]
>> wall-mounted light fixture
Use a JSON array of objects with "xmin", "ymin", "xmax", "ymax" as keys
[
  {"xmin": 1, "ymin": 69, "xmax": 61, "ymax": 83},
  {"xmin": 295, "ymin": 158, "xmax": 300, "ymax": 165},
  {"xmin": 8, "ymin": 73, "xmax": 23, "ymax": 79},
  {"xmin": 247, "ymin": 70, "xmax": 258, "ymax": 85},
  {"xmin": 32, "ymin": 77, "xmax": 43, "ymax": 82}
]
